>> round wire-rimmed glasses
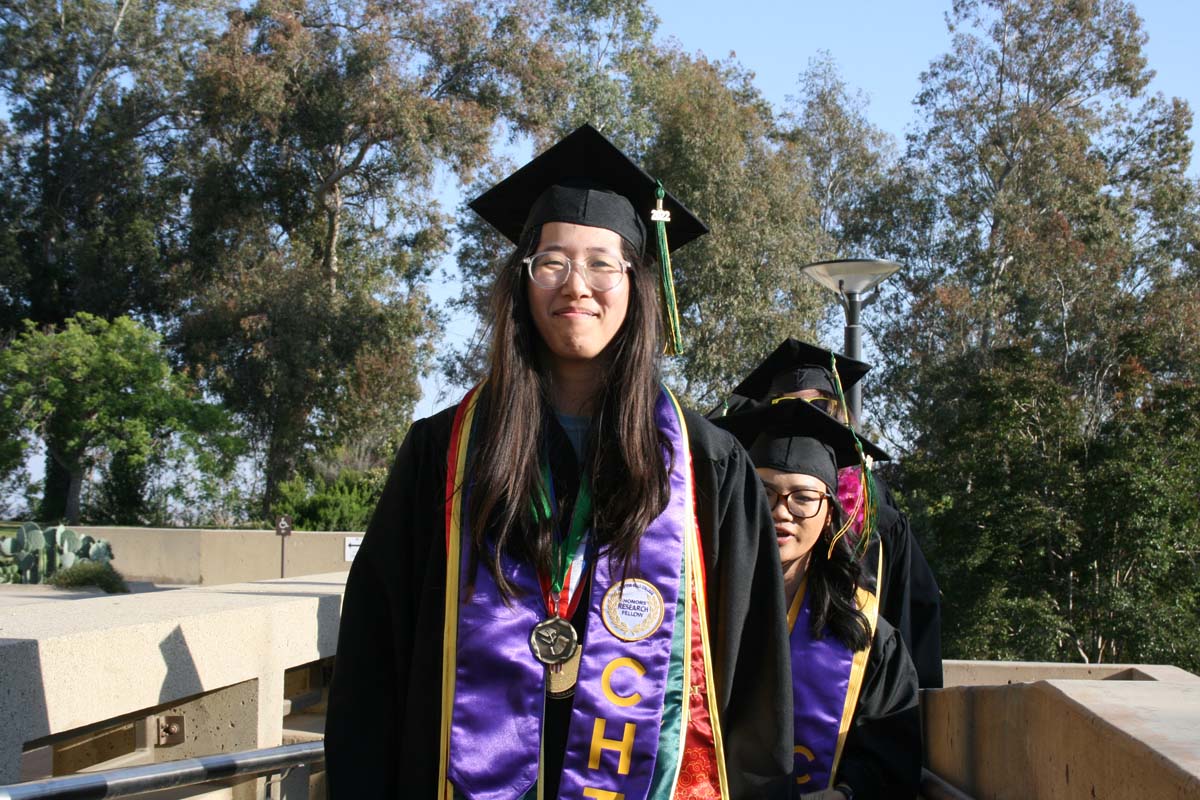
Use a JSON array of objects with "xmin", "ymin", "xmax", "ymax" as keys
[
  {"xmin": 523, "ymin": 251, "xmax": 633, "ymax": 292},
  {"xmin": 764, "ymin": 487, "xmax": 831, "ymax": 519}
]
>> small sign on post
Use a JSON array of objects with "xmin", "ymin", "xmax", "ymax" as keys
[
  {"xmin": 345, "ymin": 536, "xmax": 363, "ymax": 562},
  {"xmin": 276, "ymin": 515, "xmax": 293, "ymax": 579}
]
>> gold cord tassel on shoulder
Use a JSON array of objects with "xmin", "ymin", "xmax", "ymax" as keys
[{"xmin": 653, "ymin": 181, "xmax": 684, "ymax": 355}]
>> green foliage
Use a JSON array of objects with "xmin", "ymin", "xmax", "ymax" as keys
[
  {"xmin": 0, "ymin": 313, "xmax": 243, "ymax": 523},
  {"xmin": 854, "ymin": 0, "xmax": 1200, "ymax": 672},
  {"xmin": 901, "ymin": 349, "xmax": 1087, "ymax": 661},
  {"xmin": 48, "ymin": 561, "xmax": 129, "ymax": 594},
  {"xmin": 271, "ymin": 469, "xmax": 387, "ymax": 532}
]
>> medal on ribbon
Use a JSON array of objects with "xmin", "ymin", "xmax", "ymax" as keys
[{"xmin": 529, "ymin": 461, "xmax": 592, "ymax": 679}]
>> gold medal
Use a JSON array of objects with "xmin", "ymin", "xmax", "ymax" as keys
[
  {"xmin": 529, "ymin": 616, "xmax": 578, "ymax": 665},
  {"xmin": 546, "ymin": 643, "xmax": 582, "ymax": 698}
]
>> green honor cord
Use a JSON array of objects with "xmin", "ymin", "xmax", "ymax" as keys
[
  {"xmin": 654, "ymin": 181, "xmax": 684, "ymax": 356},
  {"xmin": 533, "ymin": 461, "xmax": 593, "ymax": 597}
]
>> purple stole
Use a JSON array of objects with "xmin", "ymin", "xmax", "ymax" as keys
[
  {"xmin": 438, "ymin": 385, "xmax": 714, "ymax": 800},
  {"xmin": 789, "ymin": 578, "xmax": 880, "ymax": 791}
]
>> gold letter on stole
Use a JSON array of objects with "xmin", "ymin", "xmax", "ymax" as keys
[
  {"xmin": 794, "ymin": 744, "xmax": 815, "ymax": 784},
  {"xmin": 600, "ymin": 657, "xmax": 645, "ymax": 707},
  {"xmin": 582, "ymin": 790, "xmax": 626, "ymax": 800},
  {"xmin": 589, "ymin": 718, "xmax": 637, "ymax": 775}
]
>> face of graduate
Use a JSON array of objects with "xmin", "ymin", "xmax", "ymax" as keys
[
  {"xmin": 527, "ymin": 221, "xmax": 631, "ymax": 366},
  {"xmin": 757, "ymin": 467, "xmax": 832, "ymax": 573}
]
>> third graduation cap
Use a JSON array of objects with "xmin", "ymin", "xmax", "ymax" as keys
[
  {"xmin": 468, "ymin": 124, "xmax": 708, "ymax": 354},
  {"xmin": 732, "ymin": 338, "xmax": 872, "ymax": 401},
  {"xmin": 713, "ymin": 398, "xmax": 890, "ymax": 493}
]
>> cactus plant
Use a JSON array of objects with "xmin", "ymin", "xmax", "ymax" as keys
[{"xmin": 0, "ymin": 523, "xmax": 116, "ymax": 585}]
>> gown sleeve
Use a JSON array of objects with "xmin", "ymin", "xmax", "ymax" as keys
[
  {"xmin": 874, "ymin": 478, "xmax": 944, "ymax": 689},
  {"xmin": 832, "ymin": 618, "xmax": 922, "ymax": 800},
  {"xmin": 686, "ymin": 410, "xmax": 794, "ymax": 799},
  {"xmin": 324, "ymin": 412, "xmax": 451, "ymax": 798}
]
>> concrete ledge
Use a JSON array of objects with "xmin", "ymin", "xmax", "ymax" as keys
[
  {"xmin": 64, "ymin": 527, "xmax": 362, "ymax": 586},
  {"xmin": 924, "ymin": 679, "xmax": 1200, "ymax": 799},
  {"xmin": 943, "ymin": 659, "xmax": 1200, "ymax": 686},
  {"xmin": 0, "ymin": 572, "xmax": 347, "ymax": 783}
]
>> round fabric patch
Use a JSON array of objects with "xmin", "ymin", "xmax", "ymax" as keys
[{"xmin": 601, "ymin": 579, "xmax": 666, "ymax": 642}]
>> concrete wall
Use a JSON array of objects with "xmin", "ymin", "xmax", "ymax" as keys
[
  {"xmin": 926, "ymin": 664, "xmax": 1200, "ymax": 799},
  {"xmin": 70, "ymin": 527, "xmax": 361, "ymax": 585},
  {"xmin": 0, "ymin": 572, "xmax": 347, "ymax": 785},
  {"xmin": 942, "ymin": 658, "xmax": 1198, "ymax": 686}
]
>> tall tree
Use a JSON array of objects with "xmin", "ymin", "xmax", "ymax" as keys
[
  {"xmin": 0, "ymin": 0, "xmax": 219, "ymax": 516},
  {"xmin": 778, "ymin": 53, "xmax": 894, "ymax": 256},
  {"xmin": 633, "ymin": 49, "xmax": 830, "ymax": 406},
  {"xmin": 178, "ymin": 0, "xmax": 622, "ymax": 513},
  {"xmin": 861, "ymin": 0, "xmax": 1200, "ymax": 666}
]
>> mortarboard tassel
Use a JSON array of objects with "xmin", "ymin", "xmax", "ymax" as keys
[{"xmin": 653, "ymin": 181, "xmax": 684, "ymax": 355}]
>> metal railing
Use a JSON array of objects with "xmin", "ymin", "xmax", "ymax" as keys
[
  {"xmin": 2, "ymin": 741, "xmax": 971, "ymax": 800},
  {"xmin": 0, "ymin": 741, "xmax": 324, "ymax": 800}
]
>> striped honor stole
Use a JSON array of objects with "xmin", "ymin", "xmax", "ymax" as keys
[
  {"xmin": 788, "ymin": 577, "xmax": 880, "ymax": 791},
  {"xmin": 438, "ymin": 384, "xmax": 729, "ymax": 800}
]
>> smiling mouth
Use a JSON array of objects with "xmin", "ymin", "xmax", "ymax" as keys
[{"xmin": 553, "ymin": 308, "xmax": 598, "ymax": 317}]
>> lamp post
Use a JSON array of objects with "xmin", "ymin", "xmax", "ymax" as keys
[{"xmin": 799, "ymin": 258, "xmax": 902, "ymax": 421}]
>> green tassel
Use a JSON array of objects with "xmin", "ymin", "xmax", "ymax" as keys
[{"xmin": 654, "ymin": 181, "xmax": 683, "ymax": 356}]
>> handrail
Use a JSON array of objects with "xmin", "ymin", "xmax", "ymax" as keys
[{"xmin": 0, "ymin": 741, "xmax": 324, "ymax": 800}]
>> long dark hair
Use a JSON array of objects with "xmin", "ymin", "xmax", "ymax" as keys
[
  {"xmin": 807, "ymin": 499, "xmax": 872, "ymax": 651},
  {"xmin": 466, "ymin": 225, "xmax": 671, "ymax": 596}
]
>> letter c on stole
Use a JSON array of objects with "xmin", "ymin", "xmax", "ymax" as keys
[
  {"xmin": 794, "ymin": 744, "xmax": 815, "ymax": 785},
  {"xmin": 601, "ymin": 657, "xmax": 645, "ymax": 707}
]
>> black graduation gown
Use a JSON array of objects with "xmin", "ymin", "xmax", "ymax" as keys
[
  {"xmin": 324, "ymin": 401, "xmax": 793, "ymax": 799},
  {"xmin": 767, "ymin": 617, "xmax": 922, "ymax": 800},
  {"xmin": 861, "ymin": 478, "xmax": 944, "ymax": 689}
]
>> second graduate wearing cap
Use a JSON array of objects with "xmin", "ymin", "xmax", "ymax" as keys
[
  {"xmin": 325, "ymin": 126, "xmax": 793, "ymax": 800},
  {"xmin": 711, "ymin": 338, "xmax": 944, "ymax": 690},
  {"xmin": 715, "ymin": 401, "xmax": 921, "ymax": 800}
]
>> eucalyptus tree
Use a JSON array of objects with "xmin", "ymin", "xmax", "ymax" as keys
[
  {"xmin": 861, "ymin": 0, "xmax": 1200, "ymax": 666},
  {"xmin": 177, "ymin": 0, "xmax": 642, "ymax": 513}
]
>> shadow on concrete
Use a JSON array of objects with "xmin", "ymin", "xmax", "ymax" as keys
[
  {"xmin": 0, "ymin": 637, "xmax": 50, "ymax": 783},
  {"xmin": 158, "ymin": 625, "xmax": 205, "ymax": 705}
]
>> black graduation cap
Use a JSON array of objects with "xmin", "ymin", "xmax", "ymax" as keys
[
  {"xmin": 731, "ymin": 338, "xmax": 871, "ymax": 401},
  {"xmin": 467, "ymin": 123, "xmax": 708, "ymax": 256},
  {"xmin": 713, "ymin": 398, "xmax": 890, "ymax": 493}
]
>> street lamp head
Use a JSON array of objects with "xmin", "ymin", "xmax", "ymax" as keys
[{"xmin": 799, "ymin": 258, "xmax": 902, "ymax": 296}]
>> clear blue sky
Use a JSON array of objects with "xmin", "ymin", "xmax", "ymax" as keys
[
  {"xmin": 646, "ymin": 0, "xmax": 1199, "ymax": 149},
  {"xmin": 415, "ymin": 0, "xmax": 1200, "ymax": 418}
]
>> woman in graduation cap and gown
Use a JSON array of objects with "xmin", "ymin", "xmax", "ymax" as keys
[
  {"xmin": 714, "ymin": 400, "xmax": 922, "ymax": 800},
  {"xmin": 324, "ymin": 125, "xmax": 794, "ymax": 800},
  {"xmin": 710, "ymin": 339, "xmax": 944, "ymax": 690}
]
